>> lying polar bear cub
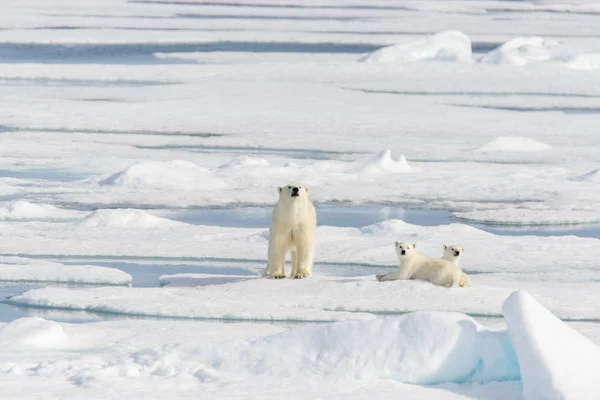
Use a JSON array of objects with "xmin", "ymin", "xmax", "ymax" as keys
[
  {"xmin": 263, "ymin": 184, "xmax": 317, "ymax": 279},
  {"xmin": 442, "ymin": 244, "xmax": 470, "ymax": 288},
  {"xmin": 376, "ymin": 242, "xmax": 466, "ymax": 288}
]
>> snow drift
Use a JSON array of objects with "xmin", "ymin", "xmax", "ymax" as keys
[
  {"xmin": 81, "ymin": 209, "xmax": 184, "ymax": 229},
  {"xmin": 98, "ymin": 160, "xmax": 224, "ymax": 190},
  {"xmin": 359, "ymin": 31, "xmax": 472, "ymax": 63},
  {"xmin": 480, "ymin": 37, "xmax": 557, "ymax": 65},
  {"xmin": 475, "ymin": 137, "xmax": 553, "ymax": 153},
  {"xmin": 349, "ymin": 149, "xmax": 411, "ymax": 174},
  {"xmin": 0, "ymin": 317, "xmax": 68, "ymax": 349},
  {"xmin": 504, "ymin": 291, "xmax": 600, "ymax": 400},
  {"xmin": 0, "ymin": 201, "xmax": 84, "ymax": 220}
]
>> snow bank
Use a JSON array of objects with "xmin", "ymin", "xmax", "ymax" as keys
[
  {"xmin": 0, "ymin": 317, "xmax": 68, "ymax": 348},
  {"xmin": 0, "ymin": 256, "xmax": 132, "ymax": 285},
  {"xmin": 359, "ymin": 31, "xmax": 472, "ymax": 63},
  {"xmin": 8, "ymin": 274, "xmax": 600, "ymax": 322},
  {"xmin": 479, "ymin": 38, "xmax": 557, "ymax": 65},
  {"xmin": 349, "ymin": 149, "xmax": 411, "ymax": 174},
  {"xmin": 503, "ymin": 291, "xmax": 600, "ymax": 400},
  {"xmin": 570, "ymin": 168, "xmax": 600, "ymax": 182},
  {"xmin": 248, "ymin": 312, "xmax": 518, "ymax": 384},
  {"xmin": 565, "ymin": 53, "xmax": 600, "ymax": 70},
  {"xmin": 219, "ymin": 156, "xmax": 270, "ymax": 169},
  {"xmin": 0, "ymin": 200, "xmax": 84, "ymax": 220},
  {"xmin": 475, "ymin": 137, "xmax": 553, "ymax": 153},
  {"xmin": 81, "ymin": 209, "xmax": 184, "ymax": 229},
  {"xmin": 98, "ymin": 160, "xmax": 224, "ymax": 190}
]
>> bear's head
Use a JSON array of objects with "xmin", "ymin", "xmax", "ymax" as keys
[
  {"xmin": 443, "ymin": 244, "xmax": 464, "ymax": 261},
  {"xmin": 394, "ymin": 241, "xmax": 416, "ymax": 258},
  {"xmin": 278, "ymin": 184, "xmax": 310, "ymax": 201}
]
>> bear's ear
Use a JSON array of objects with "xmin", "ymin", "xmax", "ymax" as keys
[
  {"xmin": 412, "ymin": 243, "xmax": 417, "ymax": 249},
  {"xmin": 461, "ymin": 247, "xmax": 465, "ymax": 253},
  {"xmin": 305, "ymin": 186, "xmax": 310, "ymax": 194},
  {"xmin": 444, "ymin": 245, "xmax": 448, "ymax": 250},
  {"xmin": 278, "ymin": 186, "xmax": 283, "ymax": 193},
  {"xmin": 394, "ymin": 240, "xmax": 399, "ymax": 247}
]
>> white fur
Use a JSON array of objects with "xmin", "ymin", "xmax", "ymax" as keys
[
  {"xmin": 376, "ymin": 242, "xmax": 464, "ymax": 288},
  {"xmin": 263, "ymin": 184, "xmax": 317, "ymax": 279},
  {"xmin": 442, "ymin": 244, "xmax": 471, "ymax": 288}
]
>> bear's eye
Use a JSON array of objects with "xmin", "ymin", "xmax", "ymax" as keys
[{"xmin": 287, "ymin": 186, "xmax": 291, "ymax": 188}]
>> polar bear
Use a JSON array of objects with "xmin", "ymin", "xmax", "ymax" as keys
[
  {"xmin": 263, "ymin": 184, "xmax": 317, "ymax": 279},
  {"xmin": 442, "ymin": 244, "xmax": 471, "ymax": 288},
  {"xmin": 376, "ymin": 241, "xmax": 464, "ymax": 288}
]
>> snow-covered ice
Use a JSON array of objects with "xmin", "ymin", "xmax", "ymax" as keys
[
  {"xmin": 1, "ymin": 0, "xmax": 600, "ymax": 398},
  {"xmin": 0, "ymin": 257, "xmax": 132, "ymax": 286},
  {"xmin": 359, "ymin": 31, "xmax": 472, "ymax": 63}
]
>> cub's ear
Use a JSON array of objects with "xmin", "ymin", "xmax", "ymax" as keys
[
  {"xmin": 444, "ymin": 245, "xmax": 448, "ymax": 250},
  {"xmin": 394, "ymin": 240, "xmax": 399, "ymax": 247},
  {"xmin": 305, "ymin": 186, "xmax": 310, "ymax": 194},
  {"xmin": 412, "ymin": 243, "xmax": 417, "ymax": 248},
  {"xmin": 461, "ymin": 247, "xmax": 465, "ymax": 253},
  {"xmin": 278, "ymin": 186, "xmax": 283, "ymax": 193}
]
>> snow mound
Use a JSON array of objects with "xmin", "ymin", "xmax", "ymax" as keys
[
  {"xmin": 475, "ymin": 137, "xmax": 553, "ymax": 153},
  {"xmin": 0, "ymin": 200, "xmax": 83, "ymax": 220},
  {"xmin": 570, "ymin": 168, "xmax": 600, "ymax": 182},
  {"xmin": 81, "ymin": 209, "xmax": 184, "ymax": 229},
  {"xmin": 98, "ymin": 160, "xmax": 224, "ymax": 190},
  {"xmin": 480, "ymin": 37, "xmax": 558, "ymax": 65},
  {"xmin": 219, "ymin": 156, "xmax": 270, "ymax": 169},
  {"xmin": 359, "ymin": 31, "xmax": 472, "ymax": 63},
  {"xmin": 565, "ymin": 53, "xmax": 600, "ymax": 70},
  {"xmin": 0, "ymin": 317, "xmax": 68, "ymax": 348},
  {"xmin": 0, "ymin": 256, "xmax": 132, "ymax": 285},
  {"xmin": 503, "ymin": 291, "xmax": 600, "ymax": 400},
  {"xmin": 349, "ymin": 149, "xmax": 411, "ymax": 174},
  {"xmin": 249, "ymin": 312, "xmax": 518, "ymax": 384}
]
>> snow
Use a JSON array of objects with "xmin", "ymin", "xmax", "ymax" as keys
[
  {"xmin": 348, "ymin": 149, "xmax": 412, "ymax": 174},
  {"xmin": 0, "ymin": 201, "xmax": 85, "ymax": 221},
  {"xmin": 565, "ymin": 53, "xmax": 600, "ymax": 70},
  {"xmin": 570, "ymin": 168, "xmax": 600, "ymax": 182},
  {"xmin": 98, "ymin": 160, "xmax": 225, "ymax": 190},
  {"xmin": 359, "ymin": 31, "xmax": 472, "ymax": 63},
  {"xmin": 503, "ymin": 291, "xmax": 600, "ymax": 400},
  {"xmin": 479, "ymin": 38, "xmax": 558, "ymax": 66},
  {"xmin": 1, "ymin": 0, "xmax": 600, "ymax": 398},
  {"xmin": 475, "ymin": 137, "xmax": 553, "ymax": 153},
  {"xmin": 0, "ymin": 256, "xmax": 132, "ymax": 285},
  {"xmin": 0, "ymin": 317, "xmax": 68, "ymax": 348},
  {"xmin": 80, "ymin": 209, "xmax": 185, "ymax": 229}
]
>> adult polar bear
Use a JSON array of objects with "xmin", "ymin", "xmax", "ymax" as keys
[
  {"xmin": 263, "ymin": 184, "xmax": 317, "ymax": 279},
  {"xmin": 377, "ymin": 242, "xmax": 466, "ymax": 288}
]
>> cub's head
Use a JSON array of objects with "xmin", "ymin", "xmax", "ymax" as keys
[
  {"xmin": 443, "ymin": 244, "xmax": 464, "ymax": 261},
  {"xmin": 278, "ymin": 184, "xmax": 310, "ymax": 201},
  {"xmin": 395, "ymin": 241, "xmax": 416, "ymax": 258}
]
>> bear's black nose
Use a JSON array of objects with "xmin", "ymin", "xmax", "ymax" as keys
[
  {"xmin": 454, "ymin": 251, "xmax": 460, "ymax": 256},
  {"xmin": 401, "ymin": 250, "xmax": 406, "ymax": 255},
  {"xmin": 292, "ymin": 187, "xmax": 299, "ymax": 193}
]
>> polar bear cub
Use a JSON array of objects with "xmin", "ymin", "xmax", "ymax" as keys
[
  {"xmin": 263, "ymin": 184, "xmax": 317, "ymax": 279},
  {"xmin": 442, "ymin": 244, "xmax": 470, "ymax": 288},
  {"xmin": 376, "ymin": 242, "xmax": 464, "ymax": 288}
]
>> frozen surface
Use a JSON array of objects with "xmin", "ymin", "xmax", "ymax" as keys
[
  {"xmin": 0, "ymin": 257, "xmax": 132, "ymax": 286},
  {"xmin": 359, "ymin": 31, "xmax": 472, "ymax": 63},
  {"xmin": 504, "ymin": 291, "xmax": 600, "ymax": 400},
  {"xmin": 1, "ymin": 0, "xmax": 600, "ymax": 398}
]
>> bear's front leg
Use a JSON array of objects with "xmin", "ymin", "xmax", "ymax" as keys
[
  {"xmin": 293, "ymin": 242, "xmax": 314, "ymax": 279},
  {"xmin": 265, "ymin": 236, "xmax": 287, "ymax": 279}
]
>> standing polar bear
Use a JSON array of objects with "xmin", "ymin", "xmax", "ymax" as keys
[
  {"xmin": 263, "ymin": 184, "xmax": 317, "ymax": 279},
  {"xmin": 376, "ymin": 241, "xmax": 466, "ymax": 288}
]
